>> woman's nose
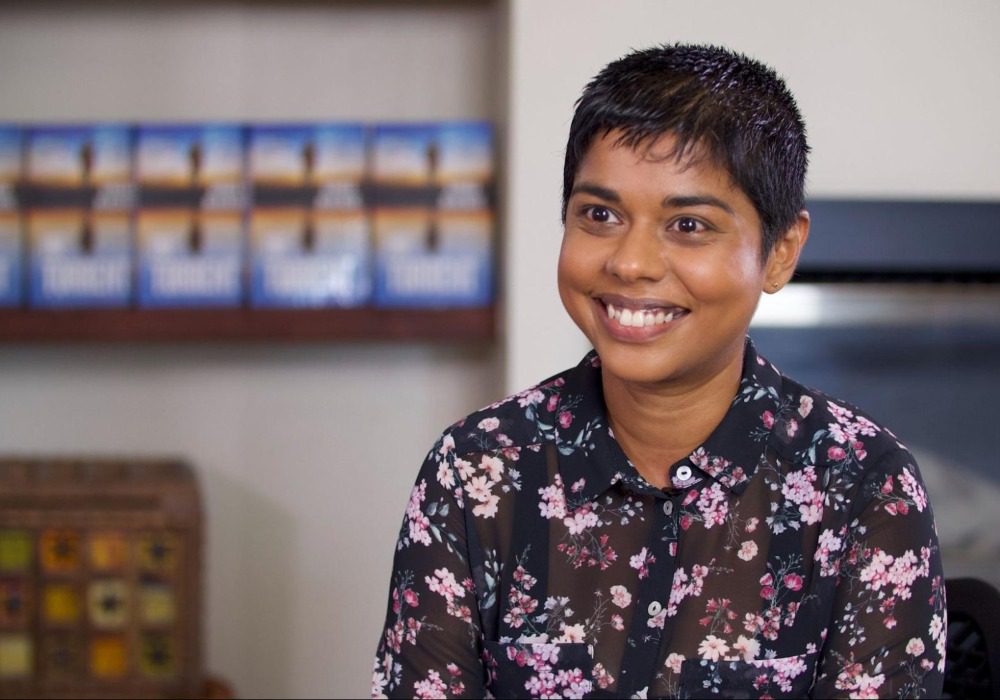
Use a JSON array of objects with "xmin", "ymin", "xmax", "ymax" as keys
[{"xmin": 604, "ymin": 224, "xmax": 667, "ymax": 283}]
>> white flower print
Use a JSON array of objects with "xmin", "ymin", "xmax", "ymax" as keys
[
  {"xmin": 697, "ymin": 634, "xmax": 730, "ymax": 661},
  {"xmin": 906, "ymin": 637, "xmax": 925, "ymax": 656},
  {"xmin": 610, "ymin": 585, "xmax": 632, "ymax": 608},
  {"xmin": 738, "ymin": 540, "xmax": 758, "ymax": 562},
  {"xmin": 664, "ymin": 652, "xmax": 685, "ymax": 674},
  {"xmin": 731, "ymin": 634, "xmax": 760, "ymax": 662},
  {"xmin": 478, "ymin": 417, "xmax": 500, "ymax": 432}
]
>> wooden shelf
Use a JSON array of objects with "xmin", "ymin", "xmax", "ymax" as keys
[{"xmin": 0, "ymin": 306, "xmax": 496, "ymax": 343}]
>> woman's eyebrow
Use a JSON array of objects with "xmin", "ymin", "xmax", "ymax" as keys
[
  {"xmin": 662, "ymin": 194, "xmax": 734, "ymax": 215},
  {"xmin": 570, "ymin": 182, "xmax": 620, "ymax": 203}
]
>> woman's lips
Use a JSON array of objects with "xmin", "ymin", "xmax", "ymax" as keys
[{"xmin": 594, "ymin": 297, "xmax": 690, "ymax": 339}]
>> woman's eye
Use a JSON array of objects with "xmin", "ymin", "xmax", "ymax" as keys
[
  {"xmin": 583, "ymin": 206, "xmax": 619, "ymax": 224},
  {"xmin": 673, "ymin": 217, "xmax": 706, "ymax": 234}
]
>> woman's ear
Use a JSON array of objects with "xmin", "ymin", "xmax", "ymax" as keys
[{"xmin": 764, "ymin": 210, "xmax": 810, "ymax": 294}]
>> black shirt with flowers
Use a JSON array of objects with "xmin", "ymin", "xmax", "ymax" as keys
[{"xmin": 372, "ymin": 339, "xmax": 945, "ymax": 699}]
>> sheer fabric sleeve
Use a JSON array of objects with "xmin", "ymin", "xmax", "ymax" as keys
[
  {"xmin": 371, "ymin": 433, "xmax": 486, "ymax": 699},
  {"xmin": 812, "ymin": 448, "xmax": 946, "ymax": 698}
]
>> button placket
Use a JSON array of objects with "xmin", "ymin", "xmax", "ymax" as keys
[{"xmin": 619, "ymin": 489, "xmax": 682, "ymax": 698}]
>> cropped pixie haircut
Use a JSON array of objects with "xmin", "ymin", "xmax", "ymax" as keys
[{"xmin": 563, "ymin": 44, "xmax": 809, "ymax": 259}]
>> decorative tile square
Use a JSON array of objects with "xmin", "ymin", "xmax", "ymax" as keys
[
  {"xmin": 43, "ymin": 583, "xmax": 80, "ymax": 625},
  {"xmin": 88, "ymin": 531, "xmax": 127, "ymax": 571},
  {"xmin": 89, "ymin": 635, "xmax": 128, "ymax": 679},
  {"xmin": 0, "ymin": 579, "xmax": 29, "ymax": 627},
  {"xmin": 0, "ymin": 530, "xmax": 32, "ymax": 573},
  {"xmin": 87, "ymin": 580, "xmax": 129, "ymax": 630},
  {"xmin": 0, "ymin": 634, "xmax": 32, "ymax": 678},
  {"xmin": 136, "ymin": 532, "xmax": 179, "ymax": 574},
  {"xmin": 139, "ymin": 583, "xmax": 176, "ymax": 626},
  {"xmin": 41, "ymin": 632, "xmax": 82, "ymax": 680},
  {"xmin": 40, "ymin": 529, "xmax": 81, "ymax": 574},
  {"xmin": 139, "ymin": 632, "xmax": 176, "ymax": 678}
]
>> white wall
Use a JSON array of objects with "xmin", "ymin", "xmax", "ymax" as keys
[
  {"xmin": 0, "ymin": 2, "xmax": 502, "ymax": 698},
  {"xmin": 504, "ymin": 0, "xmax": 1000, "ymax": 392}
]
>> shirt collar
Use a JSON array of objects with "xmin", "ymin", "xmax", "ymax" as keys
[{"xmin": 553, "ymin": 337, "xmax": 783, "ymax": 503}]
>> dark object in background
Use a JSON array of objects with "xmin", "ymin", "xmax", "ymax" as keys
[
  {"xmin": 944, "ymin": 577, "xmax": 1000, "ymax": 700},
  {"xmin": 0, "ymin": 458, "xmax": 203, "ymax": 699}
]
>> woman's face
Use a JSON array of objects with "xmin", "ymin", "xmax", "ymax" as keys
[{"xmin": 558, "ymin": 130, "xmax": 800, "ymax": 389}]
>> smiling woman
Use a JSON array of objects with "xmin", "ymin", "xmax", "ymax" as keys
[{"xmin": 372, "ymin": 44, "xmax": 944, "ymax": 699}]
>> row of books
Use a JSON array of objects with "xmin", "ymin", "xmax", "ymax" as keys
[{"xmin": 0, "ymin": 122, "xmax": 493, "ymax": 308}]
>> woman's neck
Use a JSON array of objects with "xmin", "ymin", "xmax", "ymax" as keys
[{"xmin": 602, "ymin": 352, "xmax": 744, "ymax": 489}]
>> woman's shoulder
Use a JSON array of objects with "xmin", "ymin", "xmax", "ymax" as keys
[{"xmin": 770, "ymin": 364, "xmax": 919, "ymax": 479}]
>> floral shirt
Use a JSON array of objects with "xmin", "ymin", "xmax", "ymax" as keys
[{"xmin": 372, "ymin": 339, "xmax": 945, "ymax": 699}]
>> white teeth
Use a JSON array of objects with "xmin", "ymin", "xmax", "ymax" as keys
[{"xmin": 604, "ymin": 300, "xmax": 683, "ymax": 328}]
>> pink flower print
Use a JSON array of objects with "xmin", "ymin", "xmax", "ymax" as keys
[
  {"xmin": 906, "ymin": 638, "xmax": 925, "ymax": 656},
  {"xmin": 538, "ymin": 475, "xmax": 568, "ymax": 519},
  {"xmin": 647, "ymin": 608, "xmax": 667, "ymax": 629},
  {"xmin": 629, "ymin": 547, "xmax": 656, "ymax": 579},
  {"xmin": 477, "ymin": 416, "xmax": 500, "ymax": 432},
  {"xmin": 473, "ymin": 493, "xmax": 500, "ymax": 519},
  {"xmin": 745, "ymin": 517, "xmax": 759, "ymax": 533},
  {"xmin": 783, "ymin": 573, "xmax": 804, "ymax": 591},
  {"xmin": 785, "ymin": 417, "xmax": 799, "ymax": 437},
  {"xmin": 732, "ymin": 635, "xmax": 760, "ymax": 662},
  {"xmin": 593, "ymin": 662, "xmax": 614, "ymax": 690},
  {"xmin": 698, "ymin": 635, "xmax": 730, "ymax": 661},
  {"xmin": 665, "ymin": 653, "xmax": 685, "ymax": 674},
  {"xmin": 546, "ymin": 394, "xmax": 559, "ymax": 412},
  {"xmin": 797, "ymin": 395, "xmax": 814, "ymax": 418},
  {"xmin": 827, "ymin": 445, "xmax": 847, "ymax": 461},
  {"xmin": 900, "ymin": 467, "xmax": 928, "ymax": 511},
  {"xmin": 853, "ymin": 440, "xmax": 868, "ymax": 461},
  {"xmin": 738, "ymin": 540, "xmax": 758, "ymax": 562},
  {"xmin": 558, "ymin": 410, "xmax": 573, "ymax": 429},
  {"xmin": 454, "ymin": 457, "xmax": 475, "ymax": 481},
  {"xmin": 611, "ymin": 614, "xmax": 624, "ymax": 631},
  {"xmin": 438, "ymin": 434, "xmax": 455, "ymax": 456},
  {"xmin": 610, "ymin": 585, "xmax": 632, "ymax": 608},
  {"xmin": 761, "ymin": 410, "xmax": 775, "ymax": 429},
  {"xmin": 464, "ymin": 475, "xmax": 493, "ymax": 503},
  {"xmin": 479, "ymin": 454, "xmax": 504, "ymax": 481},
  {"xmin": 403, "ymin": 589, "xmax": 420, "ymax": 607},
  {"xmin": 558, "ymin": 622, "xmax": 586, "ymax": 643},
  {"xmin": 696, "ymin": 482, "xmax": 729, "ymax": 528},
  {"xmin": 679, "ymin": 514, "xmax": 693, "ymax": 531},
  {"xmin": 517, "ymin": 388, "xmax": 545, "ymax": 407},
  {"xmin": 405, "ymin": 481, "xmax": 433, "ymax": 546},
  {"xmin": 435, "ymin": 461, "xmax": 455, "ymax": 489},
  {"xmin": 413, "ymin": 670, "xmax": 447, "ymax": 699}
]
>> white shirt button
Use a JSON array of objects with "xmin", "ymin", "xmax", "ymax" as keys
[
  {"xmin": 647, "ymin": 600, "xmax": 663, "ymax": 616},
  {"xmin": 662, "ymin": 500, "xmax": 674, "ymax": 516},
  {"xmin": 675, "ymin": 465, "xmax": 693, "ymax": 482}
]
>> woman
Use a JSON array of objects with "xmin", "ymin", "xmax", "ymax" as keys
[{"xmin": 372, "ymin": 44, "xmax": 944, "ymax": 699}]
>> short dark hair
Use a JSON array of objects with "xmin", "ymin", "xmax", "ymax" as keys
[{"xmin": 563, "ymin": 43, "xmax": 809, "ymax": 258}]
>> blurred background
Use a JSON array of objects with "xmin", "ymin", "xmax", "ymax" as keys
[{"xmin": 0, "ymin": 1, "xmax": 998, "ymax": 697}]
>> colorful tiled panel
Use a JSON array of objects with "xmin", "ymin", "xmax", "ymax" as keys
[{"xmin": 41, "ymin": 632, "xmax": 82, "ymax": 680}]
